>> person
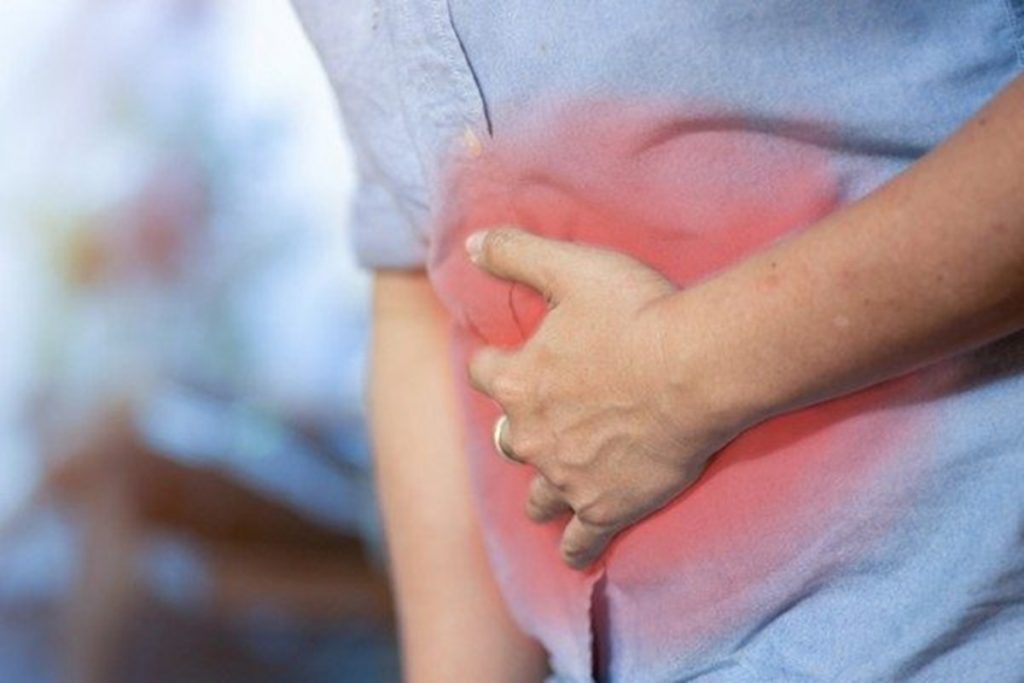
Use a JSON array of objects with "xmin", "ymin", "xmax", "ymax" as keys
[{"xmin": 292, "ymin": 2, "xmax": 1024, "ymax": 680}]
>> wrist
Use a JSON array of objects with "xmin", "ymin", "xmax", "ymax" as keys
[{"xmin": 652, "ymin": 288, "xmax": 778, "ymax": 439}]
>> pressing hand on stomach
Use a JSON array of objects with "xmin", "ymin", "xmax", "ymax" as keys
[
  {"xmin": 466, "ymin": 227, "xmax": 747, "ymax": 570},
  {"xmin": 463, "ymin": 80, "xmax": 1024, "ymax": 571}
]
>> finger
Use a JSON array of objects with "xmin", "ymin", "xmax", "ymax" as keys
[
  {"xmin": 467, "ymin": 346, "xmax": 516, "ymax": 399},
  {"xmin": 561, "ymin": 515, "xmax": 617, "ymax": 570},
  {"xmin": 465, "ymin": 227, "xmax": 580, "ymax": 304},
  {"xmin": 526, "ymin": 475, "xmax": 572, "ymax": 523}
]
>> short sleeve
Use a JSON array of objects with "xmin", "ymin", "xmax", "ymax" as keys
[{"xmin": 291, "ymin": 0, "xmax": 429, "ymax": 269}]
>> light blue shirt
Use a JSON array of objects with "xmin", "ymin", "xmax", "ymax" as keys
[{"xmin": 293, "ymin": 2, "xmax": 1024, "ymax": 680}]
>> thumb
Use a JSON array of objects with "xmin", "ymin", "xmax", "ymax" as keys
[{"xmin": 466, "ymin": 227, "xmax": 579, "ymax": 303}]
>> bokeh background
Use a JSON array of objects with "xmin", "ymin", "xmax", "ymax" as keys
[{"xmin": 0, "ymin": 1, "xmax": 398, "ymax": 681}]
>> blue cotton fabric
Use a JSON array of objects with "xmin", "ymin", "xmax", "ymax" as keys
[{"xmin": 292, "ymin": 2, "xmax": 1024, "ymax": 680}]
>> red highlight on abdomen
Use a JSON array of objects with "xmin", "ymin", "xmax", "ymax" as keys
[{"xmin": 427, "ymin": 101, "xmax": 933, "ymax": 661}]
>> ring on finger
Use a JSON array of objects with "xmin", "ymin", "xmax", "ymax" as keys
[{"xmin": 492, "ymin": 414, "xmax": 525, "ymax": 464}]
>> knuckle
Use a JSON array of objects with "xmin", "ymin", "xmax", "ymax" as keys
[
  {"xmin": 529, "ymin": 475, "xmax": 551, "ymax": 496},
  {"xmin": 542, "ymin": 468, "xmax": 571, "ymax": 492},
  {"xmin": 507, "ymin": 431, "xmax": 543, "ymax": 461},
  {"xmin": 577, "ymin": 503, "xmax": 619, "ymax": 531},
  {"xmin": 490, "ymin": 371, "xmax": 525, "ymax": 404},
  {"xmin": 559, "ymin": 447, "xmax": 592, "ymax": 470},
  {"xmin": 466, "ymin": 356, "xmax": 487, "ymax": 389},
  {"xmin": 468, "ymin": 349, "xmax": 500, "ymax": 388},
  {"xmin": 525, "ymin": 496, "xmax": 550, "ymax": 521}
]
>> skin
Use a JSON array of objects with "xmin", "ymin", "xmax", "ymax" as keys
[
  {"xmin": 466, "ymin": 73, "xmax": 1024, "ymax": 570},
  {"xmin": 370, "ymin": 272, "xmax": 548, "ymax": 681},
  {"xmin": 370, "ymin": 74, "xmax": 1024, "ymax": 677}
]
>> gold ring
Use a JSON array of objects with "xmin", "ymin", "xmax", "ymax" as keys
[{"xmin": 492, "ymin": 415, "xmax": 523, "ymax": 464}]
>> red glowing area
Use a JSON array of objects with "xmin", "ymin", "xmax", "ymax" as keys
[{"xmin": 428, "ymin": 101, "xmax": 938, "ymax": 663}]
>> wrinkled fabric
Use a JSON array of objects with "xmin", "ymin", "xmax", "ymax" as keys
[{"xmin": 292, "ymin": 2, "xmax": 1024, "ymax": 680}]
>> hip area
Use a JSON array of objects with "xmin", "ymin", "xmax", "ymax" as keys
[
  {"xmin": 455, "ymin": 343, "xmax": 1023, "ymax": 680},
  {"xmin": 428, "ymin": 99, "xmax": 1024, "ymax": 676}
]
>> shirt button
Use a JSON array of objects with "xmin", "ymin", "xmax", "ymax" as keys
[{"xmin": 462, "ymin": 125, "xmax": 483, "ymax": 158}]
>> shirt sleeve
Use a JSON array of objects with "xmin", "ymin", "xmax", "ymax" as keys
[{"xmin": 291, "ymin": 0, "xmax": 429, "ymax": 269}]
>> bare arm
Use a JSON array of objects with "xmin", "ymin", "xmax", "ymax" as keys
[
  {"xmin": 369, "ymin": 271, "xmax": 547, "ymax": 681},
  {"xmin": 670, "ymin": 73, "xmax": 1024, "ymax": 425},
  {"xmin": 465, "ymin": 74, "xmax": 1024, "ymax": 568}
]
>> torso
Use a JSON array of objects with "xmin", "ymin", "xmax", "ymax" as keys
[{"xmin": 294, "ymin": 2, "xmax": 1024, "ymax": 679}]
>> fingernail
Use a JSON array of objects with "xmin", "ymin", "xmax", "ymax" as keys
[{"xmin": 465, "ymin": 231, "xmax": 487, "ymax": 263}]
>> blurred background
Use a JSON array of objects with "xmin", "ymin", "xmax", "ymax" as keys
[{"xmin": 0, "ymin": 1, "xmax": 398, "ymax": 681}]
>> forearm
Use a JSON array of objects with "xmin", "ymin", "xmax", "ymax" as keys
[
  {"xmin": 369, "ymin": 271, "xmax": 547, "ymax": 682},
  {"xmin": 667, "ymin": 75, "xmax": 1024, "ymax": 427}
]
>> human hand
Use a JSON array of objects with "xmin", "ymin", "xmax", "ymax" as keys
[{"xmin": 466, "ymin": 227, "xmax": 747, "ymax": 569}]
